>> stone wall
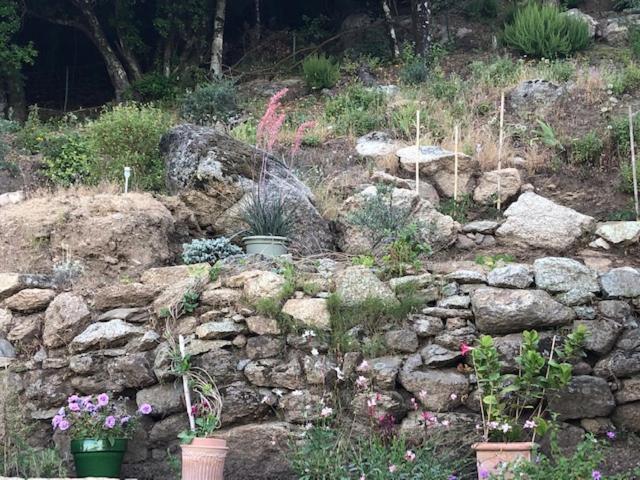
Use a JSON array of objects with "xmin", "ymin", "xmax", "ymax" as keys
[{"xmin": 1, "ymin": 256, "xmax": 640, "ymax": 479}]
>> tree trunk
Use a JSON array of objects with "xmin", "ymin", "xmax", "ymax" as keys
[
  {"xmin": 412, "ymin": 0, "xmax": 432, "ymax": 58},
  {"xmin": 382, "ymin": 0, "xmax": 400, "ymax": 59},
  {"xmin": 117, "ymin": 39, "xmax": 143, "ymax": 81},
  {"xmin": 162, "ymin": 38, "xmax": 173, "ymax": 78},
  {"xmin": 71, "ymin": 0, "xmax": 131, "ymax": 100},
  {"xmin": 6, "ymin": 73, "xmax": 26, "ymax": 122},
  {"xmin": 210, "ymin": 0, "xmax": 227, "ymax": 76}
]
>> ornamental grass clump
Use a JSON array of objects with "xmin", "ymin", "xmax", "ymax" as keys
[
  {"xmin": 466, "ymin": 327, "xmax": 587, "ymax": 443},
  {"xmin": 302, "ymin": 53, "xmax": 340, "ymax": 90},
  {"xmin": 52, "ymin": 393, "xmax": 152, "ymax": 441},
  {"xmin": 502, "ymin": 3, "xmax": 591, "ymax": 58}
]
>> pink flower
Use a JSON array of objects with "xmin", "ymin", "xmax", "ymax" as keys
[
  {"xmin": 68, "ymin": 395, "xmax": 80, "ymax": 404},
  {"xmin": 138, "ymin": 403, "xmax": 152, "ymax": 415},
  {"xmin": 68, "ymin": 402, "xmax": 80, "ymax": 412},
  {"xmin": 256, "ymin": 88, "xmax": 289, "ymax": 152},
  {"xmin": 104, "ymin": 416, "xmax": 116, "ymax": 429},
  {"xmin": 357, "ymin": 360, "xmax": 370, "ymax": 372},
  {"xmin": 355, "ymin": 376, "xmax": 369, "ymax": 389},
  {"xmin": 58, "ymin": 419, "xmax": 70, "ymax": 431},
  {"xmin": 388, "ymin": 464, "xmax": 397, "ymax": 473},
  {"xmin": 460, "ymin": 343, "xmax": 473, "ymax": 356},
  {"xmin": 410, "ymin": 398, "xmax": 419, "ymax": 411},
  {"xmin": 320, "ymin": 407, "xmax": 333, "ymax": 417},
  {"xmin": 524, "ymin": 420, "xmax": 537, "ymax": 430},
  {"xmin": 97, "ymin": 393, "xmax": 109, "ymax": 407},
  {"xmin": 607, "ymin": 431, "xmax": 616, "ymax": 440},
  {"xmin": 404, "ymin": 450, "xmax": 416, "ymax": 462},
  {"xmin": 291, "ymin": 121, "xmax": 316, "ymax": 155},
  {"xmin": 441, "ymin": 419, "xmax": 450, "ymax": 427},
  {"xmin": 52, "ymin": 415, "xmax": 63, "ymax": 429},
  {"xmin": 479, "ymin": 468, "xmax": 490, "ymax": 479},
  {"xmin": 84, "ymin": 402, "xmax": 96, "ymax": 413}
]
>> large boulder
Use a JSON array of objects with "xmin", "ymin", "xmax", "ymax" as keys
[
  {"xmin": 496, "ymin": 192, "xmax": 595, "ymax": 250},
  {"xmin": 471, "ymin": 287, "xmax": 575, "ymax": 334},
  {"xmin": 161, "ymin": 125, "xmax": 333, "ymax": 255},
  {"xmin": 548, "ymin": 376, "xmax": 615, "ymax": 420},
  {"xmin": 473, "ymin": 168, "xmax": 522, "ymax": 205},
  {"xmin": 533, "ymin": 257, "xmax": 599, "ymax": 293},
  {"xmin": 509, "ymin": 79, "xmax": 566, "ymax": 117},
  {"xmin": 602, "ymin": 14, "xmax": 640, "ymax": 45},
  {"xmin": 600, "ymin": 267, "xmax": 640, "ymax": 298},
  {"xmin": 595, "ymin": 221, "xmax": 640, "ymax": 244},
  {"xmin": 334, "ymin": 266, "xmax": 397, "ymax": 306},
  {"xmin": 0, "ymin": 194, "xmax": 175, "ymax": 280},
  {"xmin": 43, "ymin": 293, "xmax": 91, "ymax": 348}
]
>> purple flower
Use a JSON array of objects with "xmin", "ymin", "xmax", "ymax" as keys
[
  {"xmin": 68, "ymin": 394, "xmax": 80, "ymax": 404},
  {"xmin": 120, "ymin": 415, "xmax": 131, "ymax": 425},
  {"xmin": 58, "ymin": 419, "xmax": 70, "ymax": 431},
  {"xmin": 104, "ymin": 416, "xmax": 116, "ymax": 429},
  {"xmin": 97, "ymin": 393, "xmax": 109, "ymax": 407},
  {"xmin": 479, "ymin": 469, "xmax": 490, "ymax": 479},
  {"xmin": 84, "ymin": 402, "xmax": 96, "ymax": 413},
  {"xmin": 448, "ymin": 475, "xmax": 459, "ymax": 480},
  {"xmin": 138, "ymin": 403, "xmax": 152, "ymax": 415},
  {"xmin": 592, "ymin": 470, "xmax": 601, "ymax": 480},
  {"xmin": 52, "ymin": 415, "xmax": 63, "ymax": 429},
  {"xmin": 57, "ymin": 407, "xmax": 66, "ymax": 416},
  {"xmin": 68, "ymin": 402, "xmax": 80, "ymax": 412},
  {"xmin": 607, "ymin": 431, "xmax": 616, "ymax": 440}
]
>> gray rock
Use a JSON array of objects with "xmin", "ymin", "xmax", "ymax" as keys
[
  {"xmin": 280, "ymin": 390, "xmax": 323, "ymax": 423},
  {"xmin": 496, "ymin": 192, "xmax": 595, "ymax": 250},
  {"xmin": 595, "ymin": 221, "xmax": 640, "ymax": 244},
  {"xmin": 334, "ymin": 266, "xmax": 397, "ymax": 306},
  {"xmin": 548, "ymin": 376, "xmax": 615, "ymax": 420},
  {"xmin": 411, "ymin": 314, "xmax": 445, "ymax": 337},
  {"xmin": 445, "ymin": 270, "xmax": 487, "ymax": 284},
  {"xmin": 369, "ymin": 356, "xmax": 403, "ymax": 389},
  {"xmin": 615, "ymin": 377, "xmax": 640, "ymax": 405},
  {"xmin": 7, "ymin": 313, "xmax": 42, "ymax": 342},
  {"xmin": 462, "ymin": 220, "xmax": 499, "ymax": 234},
  {"xmin": 356, "ymin": 132, "xmax": 401, "ymax": 158},
  {"xmin": 96, "ymin": 307, "xmax": 148, "ymax": 323},
  {"xmin": 385, "ymin": 329, "xmax": 418, "ymax": 353},
  {"xmin": 599, "ymin": 300, "xmax": 634, "ymax": 324},
  {"xmin": 613, "ymin": 402, "xmax": 640, "ymax": 432},
  {"xmin": 420, "ymin": 344, "xmax": 461, "ymax": 367},
  {"xmin": 4, "ymin": 288, "xmax": 56, "ymax": 312},
  {"xmin": 574, "ymin": 306, "xmax": 596, "ymax": 320},
  {"xmin": 437, "ymin": 295, "xmax": 470, "ymax": 309},
  {"xmin": 487, "ymin": 264, "xmax": 533, "ymax": 289},
  {"xmin": 575, "ymin": 319, "xmax": 622, "ymax": 355},
  {"xmin": 602, "ymin": 14, "xmax": 640, "ymax": 44},
  {"xmin": 399, "ymin": 354, "xmax": 469, "ymax": 411},
  {"xmin": 246, "ymin": 316, "xmax": 281, "ymax": 335},
  {"xmin": 423, "ymin": 307, "xmax": 473, "ymax": 319},
  {"xmin": 555, "ymin": 289, "xmax": 595, "ymax": 307},
  {"xmin": 600, "ymin": 267, "xmax": 640, "ymax": 298},
  {"xmin": 389, "ymin": 273, "xmax": 433, "ymax": 291},
  {"xmin": 246, "ymin": 336, "xmax": 284, "ymax": 360},
  {"xmin": 533, "ymin": 257, "xmax": 599, "ymax": 293},
  {"xmin": 70, "ymin": 319, "xmax": 146, "ymax": 353},
  {"xmin": 0, "ymin": 308, "xmax": 11, "ymax": 336},
  {"xmin": 161, "ymin": 125, "xmax": 333, "ymax": 255},
  {"xmin": 0, "ymin": 338, "xmax": 15, "ymax": 358},
  {"xmin": 473, "ymin": 168, "xmax": 522, "ymax": 205},
  {"xmin": 43, "ymin": 293, "xmax": 91, "ymax": 348},
  {"xmin": 196, "ymin": 321, "xmax": 245, "ymax": 339},
  {"xmin": 434, "ymin": 326, "xmax": 477, "ymax": 351},
  {"xmin": 136, "ymin": 383, "xmax": 183, "ymax": 416},
  {"xmin": 509, "ymin": 79, "xmax": 566, "ymax": 115},
  {"xmin": 93, "ymin": 282, "xmax": 161, "ymax": 310},
  {"xmin": 351, "ymin": 390, "xmax": 406, "ymax": 420},
  {"xmin": 281, "ymin": 298, "xmax": 331, "ymax": 330},
  {"xmin": 471, "ymin": 287, "xmax": 575, "ymax": 334},
  {"xmin": 594, "ymin": 351, "xmax": 640, "ymax": 379},
  {"xmin": 221, "ymin": 381, "xmax": 270, "ymax": 425},
  {"xmin": 303, "ymin": 354, "xmax": 337, "ymax": 385}
]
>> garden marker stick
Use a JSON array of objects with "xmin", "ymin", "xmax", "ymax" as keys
[
  {"xmin": 454, "ymin": 124, "xmax": 459, "ymax": 202},
  {"xmin": 416, "ymin": 109, "xmax": 421, "ymax": 194},
  {"xmin": 497, "ymin": 91, "xmax": 505, "ymax": 212},
  {"xmin": 629, "ymin": 107, "xmax": 639, "ymax": 221},
  {"xmin": 179, "ymin": 335, "xmax": 196, "ymax": 432}
]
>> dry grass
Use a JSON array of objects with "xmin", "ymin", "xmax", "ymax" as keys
[{"xmin": 27, "ymin": 181, "xmax": 122, "ymax": 200}]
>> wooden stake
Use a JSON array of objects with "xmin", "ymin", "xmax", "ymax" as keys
[
  {"xmin": 416, "ymin": 109, "xmax": 421, "ymax": 194},
  {"xmin": 629, "ymin": 106, "xmax": 640, "ymax": 221},
  {"xmin": 179, "ymin": 335, "xmax": 196, "ymax": 432},
  {"xmin": 454, "ymin": 124, "xmax": 459, "ymax": 202},
  {"xmin": 497, "ymin": 92, "xmax": 505, "ymax": 212}
]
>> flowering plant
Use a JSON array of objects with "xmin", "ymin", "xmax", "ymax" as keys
[
  {"xmin": 466, "ymin": 327, "xmax": 587, "ymax": 443},
  {"xmin": 52, "ymin": 393, "xmax": 152, "ymax": 442}
]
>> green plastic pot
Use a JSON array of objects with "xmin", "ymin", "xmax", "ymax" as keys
[
  {"xmin": 243, "ymin": 235, "xmax": 289, "ymax": 257},
  {"xmin": 70, "ymin": 438, "xmax": 127, "ymax": 478}
]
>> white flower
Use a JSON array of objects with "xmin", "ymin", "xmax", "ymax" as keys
[
  {"xmin": 273, "ymin": 389, "xmax": 284, "ymax": 398},
  {"xmin": 367, "ymin": 396, "xmax": 377, "ymax": 408},
  {"xmin": 418, "ymin": 390, "xmax": 428, "ymax": 400},
  {"xmin": 304, "ymin": 422, "xmax": 313, "ymax": 430},
  {"xmin": 441, "ymin": 419, "xmax": 450, "ymax": 427},
  {"xmin": 301, "ymin": 330, "xmax": 316, "ymax": 340},
  {"xmin": 450, "ymin": 393, "xmax": 457, "ymax": 401},
  {"xmin": 311, "ymin": 348, "xmax": 319, "ymax": 356},
  {"xmin": 260, "ymin": 395, "xmax": 270, "ymax": 404},
  {"xmin": 333, "ymin": 366, "xmax": 345, "ymax": 381},
  {"xmin": 357, "ymin": 360, "xmax": 370, "ymax": 372},
  {"xmin": 320, "ymin": 407, "xmax": 333, "ymax": 417},
  {"xmin": 355, "ymin": 376, "xmax": 369, "ymax": 389},
  {"xmin": 500, "ymin": 423, "xmax": 512, "ymax": 433},
  {"xmin": 524, "ymin": 420, "xmax": 537, "ymax": 429},
  {"xmin": 291, "ymin": 390, "xmax": 304, "ymax": 396}
]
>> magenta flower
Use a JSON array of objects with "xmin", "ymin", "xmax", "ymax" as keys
[
  {"xmin": 607, "ymin": 431, "xmax": 616, "ymax": 440},
  {"xmin": 104, "ymin": 416, "xmax": 116, "ymax": 429},
  {"xmin": 58, "ymin": 419, "xmax": 70, "ymax": 431},
  {"xmin": 68, "ymin": 394, "xmax": 80, "ymax": 404},
  {"xmin": 97, "ymin": 393, "xmax": 109, "ymax": 407},
  {"xmin": 120, "ymin": 415, "xmax": 131, "ymax": 425},
  {"xmin": 52, "ymin": 415, "xmax": 63, "ymax": 429},
  {"xmin": 68, "ymin": 402, "xmax": 80, "ymax": 412},
  {"xmin": 139, "ymin": 403, "xmax": 152, "ymax": 415},
  {"xmin": 479, "ymin": 469, "xmax": 489, "ymax": 479},
  {"xmin": 592, "ymin": 471, "xmax": 602, "ymax": 480}
]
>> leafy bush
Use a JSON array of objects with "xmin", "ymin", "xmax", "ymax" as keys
[
  {"xmin": 86, "ymin": 103, "xmax": 172, "ymax": 191},
  {"xmin": 182, "ymin": 237, "xmax": 242, "ymax": 265},
  {"xmin": 41, "ymin": 131, "xmax": 95, "ymax": 186},
  {"xmin": 609, "ymin": 62, "xmax": 640, "ymax": 95},
  {"xmin": 181, "ymin": 79, "xmax": 237, "ymax": 125},
  {"xmin": 502, "ymin": 3, "xmax": 591, "ymax": 58},
  {"xmin": 302, "ymin": 54, "xmax": 340, "ymax": 90},
  {"xmin": 126, "ymin": 72, "xmax": 178, "ymax": 102},
  {"xmin": 570, "ymin": 131, "xmax": 603, "ymax": 166},
  {"xmin": 0, "ymin": 118, "xmax": 19, "ymax": 134},
  {"xmin": 400, "ymin": 57, "xmax": 430, "ymax": 85},
  {"xmin": 470, "ymin": 57, "xmax": 524, "ymax": 87},
  {"xmin": 324, "ymin": 83, "xmax": 386, "ymax": 136},
  {"xmin": 15, "ymin": 106, "xmax": 52, "ymax": 154},
  {"xmin": 428, "ymin": 67, "xmax": 463, "ymax": 101},
  {"xmin": 620, "ymin": 161, "xmax": 638, "ymax": 194}
]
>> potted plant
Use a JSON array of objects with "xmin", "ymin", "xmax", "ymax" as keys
[
  {"xmin": 52, "ymin": 393, "xmax": 152, "ymax": 478},
  {"xmin": 173, "ymin": 335, "xmax": 228, "ymax": 480},
  {"xmin": 241, "ymin": 188, "xmax": 293, "ymax": 257},
  {"xmin": 465, "ymin": 327, "xmax": 587, "ymax": 479}
]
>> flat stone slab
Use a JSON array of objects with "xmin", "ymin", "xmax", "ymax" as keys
[
  {"xmin": 398, "ymin": 145, "xmax": 473, "ymax": 175},
  {"xmin": 595, "ymin": 221, "xmax": 640, "ymax": 244}
]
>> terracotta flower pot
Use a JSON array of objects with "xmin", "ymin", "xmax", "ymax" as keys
[
  {"xmin": 181, "ymin": 437, "xmax": 228, "ymax": 480},
  {"xmin": 472, "ymin": 442, "xmax": 534, "ymax": 479}
]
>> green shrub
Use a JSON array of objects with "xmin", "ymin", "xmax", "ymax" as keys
[
  {"xmin": 537, "ymin": 58, "xmax": 577, "ymax": 82},
  {"xmin": 630, "ymin": 26, "xmax": 640, "ymax": 59},
  {"xmin": 0, "ymin": 118, "xmax": 19, "ymax": 134},
  {"xmin": 302, "ymin": 54, "xmax": 340, "ymax": 90},
  {"xmin": 620, "ymin": 161, "xmax": 639, "ymax": 194},
  {"xmin": 428, "ymin": 67, "xmax": 463, "ymax": 101},
  {"xmin": 382, "ymin": 223, "xmax": 431, "ymax": 277},
  {"xmin": 502, "ymin": 3, "xmax": 591, "ymax": 58},
  {"xmin": 470, "ymin": 57, "xmax": 523, "ymax": 87},
  {"xmin": 464, "ymin": 0, "xmax": 498, "ymax": 18},
  {"xmin": 126, "ymin": 72, "xmax": 179, "ymax": 102},
  {"xmin": 181, "ymin": 79, "xmax": 237, "ymax": 124},
  {"xmin": 86, "ymin": 103, "xmax": 172, "ymax": 191},
  {"xmin": 324, "ymin": 83, "xmax": 386, "ymax": 136},
  {"xmin": 570, "ymin": 131, "xmax": 603, "ymax": 166},
  {"xmin": 182, "ymin": 237, "xmax": 242, "ymax": 265},
  {"xmin": 15, "ymin": 106, "xmax": 52, "ymax": 154},
  {"xmin": 230, "ymin": 120, "xmax": 257, "ymax": 145},
  {"xmin": 438, "ymin": 194, "xmax": 474, "ymax": 223},
  {"xmin": 400, "ymin": 57, "xmax": 430, "ymax": 85},
  {"xmin": 41, "ymin": 131, "xmax": 95, "ymax": 186},
  {"xmin": 609, "ymin": 62, "xmax": 640, "ymax": 95},
  {"xmin": 610, "ymin": 112, "xmax": 640, "ymax": 159}
]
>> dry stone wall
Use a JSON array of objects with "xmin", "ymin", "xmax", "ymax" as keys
[{"xmin": 1, "ymin": 257, "xmax": 640, "ymax": 479}]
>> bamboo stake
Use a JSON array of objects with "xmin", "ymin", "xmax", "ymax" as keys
[
  {"xmin": 416, "ymin": 109, "xmax": 421, "ymax": 195},
  {"xmin": 454, "ymin": 124, "xmax": 459, "ymax": 202},
  {"xmin": 179, "ymin": 335, "xmax": 196, "ymax": 432},
  {"xmin": 497, "ymin": 92, "xmax": 505, "ymax": 212},
  {"xmin": 629, "ymin": 106, "xmax": 640, "ymax": 221}
]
